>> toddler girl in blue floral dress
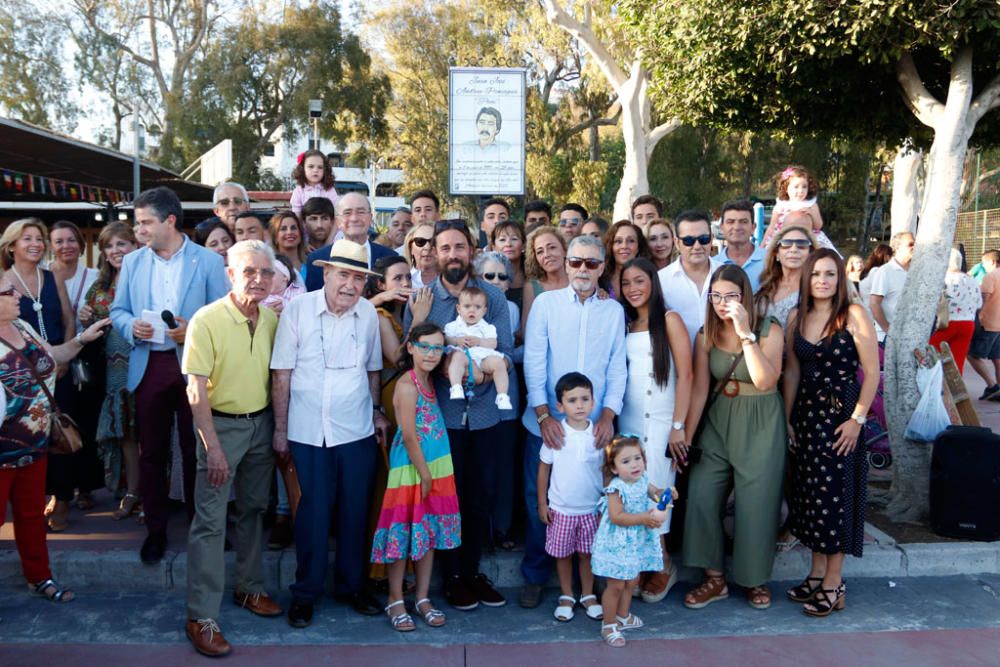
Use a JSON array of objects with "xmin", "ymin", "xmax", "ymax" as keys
[{"xmin": 591, "ymin": 435, "xmax": 672, "ymax": 648}]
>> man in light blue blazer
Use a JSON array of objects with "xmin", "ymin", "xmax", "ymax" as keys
[{"xmin": 111, "ymin": 186, "xmax": 230, "ymax": 565}]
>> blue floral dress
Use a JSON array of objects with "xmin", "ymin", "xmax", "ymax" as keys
[{"xmin": 591, "ymin": 473, "xmax": 663, "ymax": 580}]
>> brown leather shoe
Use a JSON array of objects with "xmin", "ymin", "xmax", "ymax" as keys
[
  {"xmin": 234, "ymin": 590, "xmax": 283, "ymax": 617},
  {"xmin": 186, "ymin": 618, "xmax": 232, "ymax": 657}
]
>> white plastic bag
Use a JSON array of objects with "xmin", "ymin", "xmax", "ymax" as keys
[{"xmin": 904, "ymin": 360, "xmax": 951, "ymax": 441}]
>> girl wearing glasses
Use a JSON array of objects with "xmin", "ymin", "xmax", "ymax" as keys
[
  {"xmin": 371, "ymin": 322, "xmax": 460, "ymax": 632},
  {"xmin": 754, "ymin": 227, "xmax": 819, "ymax": 328},
  {"xmin": 682, "ymin": 265, "xmax": 786, "ymax": 612}
]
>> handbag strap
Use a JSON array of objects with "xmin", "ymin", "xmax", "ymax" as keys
[
  {"xmin": 71, "ymin": 268, "xmax": 90, "ymax": 312},
  {"xmin": 703, "ymin": 350, "xmax": 745, "ymax": 415},
  {"xmin": 0, "ymin": 326, "xmax": 59, "ymax": 414}
]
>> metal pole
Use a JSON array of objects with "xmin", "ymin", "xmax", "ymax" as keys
[
  {"xmin": 313, "ymin": 118, "xmax": 319, "ymax": 151},
  {"xmin": 132, "ymin": 112, "xmax": 140, "ymax": 200},
  {"xmin": 975, "ymin": 150, "xmax": 984, "ymax": 256}
]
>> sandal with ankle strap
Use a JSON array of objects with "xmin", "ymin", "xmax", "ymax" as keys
[
  {"xmin": 616, "ymin": 613, "xmax": 644, "ymax": 630},
  {"xmin": 385, "ymin": 600, "xmax": 415, "ymax": 632},
  {"xmin": 787, "ymin": 576, "xmax": 823, "ymax": 603},
  {"xmin": 804, "ymin": 582, "xmax": 846, "ymax": 617},
  {"xmin": 113, "ymin": 493, "xmax": 141, "ymax": 521},
  {"xmin": 684, "ymin": 575, "xmax": 728, "ymax": 609},
  {"xmin": 415, "ymin": 598, "xmax": 446, "ymax": 627},
  {"xmin": 553, "ymin": 595, "xmax": 576, "ymax": 622},
  {"xmin": 601, "ymin": 623, "xmax": 626, "ymax": 648},
  {"xmin": 579, "ymin": 594, "xmax": 603, "ymax": 620},
  {"xmin": 31, "ymin": 578, "xmax": 75, "ymax": 603}
]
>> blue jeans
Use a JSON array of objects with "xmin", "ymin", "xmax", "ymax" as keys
[{"xmin": 520, "ymin": 432, "xmax": 553, "ymax": 585}]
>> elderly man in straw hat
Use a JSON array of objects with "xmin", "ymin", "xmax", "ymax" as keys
[{"xmin": 271, "ymin": 239, "xmax": 390, "ymax": 628}]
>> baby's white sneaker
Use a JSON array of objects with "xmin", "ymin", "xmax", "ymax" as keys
[
  {"xmin": 495, "ymin": 393, "xmax": 513, "ymax": 410},
  {"xmin": 449, "ymin": 385, "xmax": 465, "ymax": 400}
]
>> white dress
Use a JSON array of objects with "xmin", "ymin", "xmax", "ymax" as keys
[{"xmin": 618, "ymin": 330, "xmax": 677, "ymax": 535}]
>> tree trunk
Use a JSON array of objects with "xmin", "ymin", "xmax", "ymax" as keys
[
  {"xmin": 613, "ymin": 72, "xmax": 650, "ymax": 221},
  {"xmin": 890, "ymin": 144, "xmax": 923, "ymax": 236}
]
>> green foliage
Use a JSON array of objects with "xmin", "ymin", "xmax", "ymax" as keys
[{"xmin": 569, "ymin": 160, "xmax": 608, "ymax": 215}]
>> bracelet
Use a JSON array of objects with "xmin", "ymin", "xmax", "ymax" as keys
[{"xmin": 75, "ymin": 333, "xmax": 85, "ymax": 346}]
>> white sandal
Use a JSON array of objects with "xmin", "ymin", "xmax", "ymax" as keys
[
  {"xmin": 415, "ymin": 598, "xmax": 446, "ymax": 627},
  {"xmin": 616, "ymin": 612, "xmax": 644, "ymax": 630},
  {"xmin": 601, "ymin": 622, "xmax": 626, "ymax": 647},
  {"xmin": 579, "ymin": 594, "xmax": 603, "ymax": 620},
  {"xmin": 553, "ymin": 595, "xmax": 576, "ymax": 622},
  {"xmin": 385, "ymin": 600, "xmax": 415, "ymax": 632}
]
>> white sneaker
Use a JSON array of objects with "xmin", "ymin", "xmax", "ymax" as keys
[
  {"xmin": 495, "ymin": 393, "xmax": 512, "ymax": 410},
  {"xmin": 449, "ymin": 385, "xmax": 465, "ymax": 400}
]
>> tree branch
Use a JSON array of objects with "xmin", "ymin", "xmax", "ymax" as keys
[
  {"xmin": 646, "ymin": 118, "xmax": 681, "ymax": 148},
  {"xmin": 896, "ymin": 51, "xmax": 944, "ymax": 129},
  {"xmin": 553, "ymin": 106, "xmax": 622, "ymax": 148},
  {"xmin": 539, "ymin": 0, "xmax": 627, "ymax": 92},
  {"xmin": 970, "ymin": 68, "xmax": 1000, "ymax": 125}
]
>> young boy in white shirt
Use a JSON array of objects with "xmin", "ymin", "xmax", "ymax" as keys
[{"xmin": 537, "ymin": 372, "xmax": 604, "ymax": 622}]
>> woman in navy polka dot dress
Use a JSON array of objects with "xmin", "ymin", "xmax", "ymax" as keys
[{"xmin": 782, "ymin": 249, "xmax": 881, "ymax": 617}]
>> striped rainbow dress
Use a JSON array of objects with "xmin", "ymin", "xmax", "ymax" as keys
[{"xmin": 371, "ymin": 372, "xmax": 461, "ymax": 563}]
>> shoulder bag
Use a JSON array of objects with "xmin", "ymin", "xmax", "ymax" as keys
[{"xmin": 687, "ymin": 349, "xmax": 745, "ymax": 466}]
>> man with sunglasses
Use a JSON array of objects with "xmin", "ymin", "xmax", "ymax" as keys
[
  {"xmin": 212, "ymin": 182, "xmax": 251, "ymax": 233},
  {"xmin": 519, "ymin": 234, "xmax": 627, "ymax": 609},
  {"xmin": 404, "ymin": 219, "xmax": 515, "ymax": 611},
  {"xmin": 718, "ymin": 199, "xmax": 766, "ymax": 291},
  {"xmin": 557, "ymin": 203, "xmax": 588, "ymax": 243},
  {"xmin": 658, "ymin": 209, "xmax": 723, "ymax": 345}
]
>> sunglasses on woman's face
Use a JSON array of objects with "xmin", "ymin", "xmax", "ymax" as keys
[
  {"xmin": 566, "ymin": 257, "xmax": 602, "ymax": 270},
  {"xmin": 411, "ymin": 341, "xmax": 447, "ymax": 356},
  {"xmin": 779, "ymin": 238, "xmax": 812, "ymax": 249},
  {"xmin": 482, "ymin": 272, "xmax": 509, "ymax": 281},
  {"xmin": 679, "ymin": 234, "xmax": 712, "ymax": 247},
  {"xmin": 411, "ymin": 237, "xmax": 432, "ymax": 248}
]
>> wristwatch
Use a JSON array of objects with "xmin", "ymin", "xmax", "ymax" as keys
[
  {"xmin": 672, "ymin": 421, "xmax": 685, "ymax": 431},
  {"xmin": 536, "ymin": 412, "xmax": 551, "ymax": 424},
  {"xmin": 851, "ymin": 413, "xmax": 866, "ymax": 426},
  {"xmin": 739, "ymin": 332, "xmax": 757, "ymax": 345},
  {"xmin": 373, "ymin": 405, "xmax": 386, "ymax": 415}
]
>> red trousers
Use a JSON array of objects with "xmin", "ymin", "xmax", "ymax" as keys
[
  {"xmin": 0, "ymin": 455, "xmax": 52, "ymax": 583},
  {"xmin": 930, "ymin": 320, "xmax": 975, "ymax": 374}
]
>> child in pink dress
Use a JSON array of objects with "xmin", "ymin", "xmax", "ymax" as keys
[
  {"xmin": 762, "ymin": 165, "xmax": 836, "ymax": 252},
  {"xmin": 289, "ymin": 149, "xmax": 339, "ymax": 219}
]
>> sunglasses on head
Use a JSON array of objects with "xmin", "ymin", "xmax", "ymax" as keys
[
  {"xmin": 779, "ymin": 238, "xmax": 813, "ymax": 249},
  {"xmin": 679, "ymin": 234, "xmax": 712, "ymax": 247},
  {"xmin": 482, "ymin": 272, "xmax": 509, "ymax": 281},
  {"xmin": 566, "ymin": 256, "xmax": 602, "ymax": 270},
  {"xmin": 411, "ymin": 341, "xmax": 447, "ymax": 355},
  {"xmin": 216, "ymin": 197, "xmax": 246, "ymax": 207},
  {"xmin": 411, "ymin": 237, "xmax": 432, "ymax": 248}
]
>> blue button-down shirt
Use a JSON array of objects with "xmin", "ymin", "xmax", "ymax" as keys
[
  {"xmin": 719, "ymin": 244, "xmax": 767, "ymax": 292},
  {"xmin": 403, "ymin": 276, "xmax": 515, "ymax": 431},
  {"xmin": 521, "ymin": 286, "xmax": 627, "ymax": 437}
]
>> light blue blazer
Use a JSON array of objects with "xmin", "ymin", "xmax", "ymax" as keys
[{"xmin": 110, "ymin": 240, "xmax": 230, "ymax": 391}]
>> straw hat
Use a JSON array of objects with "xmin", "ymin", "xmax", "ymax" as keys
[{"xmin": 311, "ymin": 239, "xmax": 379, "ymax": 276}]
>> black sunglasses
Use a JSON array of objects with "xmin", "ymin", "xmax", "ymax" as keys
[
  {"xmin": 679, "ymin": 234, "xmax": 712, "ymax": 247},
  {"xmin": 411, "ymin": 237, "xmax": 432, "ymax": 248},
  {"xmin": 566, "ymin": 257, "xmax": 602, "ymax": 270},
  {"xmin": 779, "ymin": 238, "xmax": 813, "ymax": 249},
  {"xmin": 482, "ymin": 272, "xmax": 509, "ymax": 281}
]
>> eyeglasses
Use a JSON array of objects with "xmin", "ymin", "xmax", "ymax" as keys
[
  {"xmin": 679, "ymin": 234, "xmax": 712, "ymax": 247},
  {"xmin": 434, "ymin": 219, "xmax": 469, "ymax": 233},
  {"xmin": 708, "ymin": 291, "xmax": 742, "ymax": 304},
  {"xmin": 242, "ymin": 267, "xmax": 276, "ymax": 279},
  {"xmin": 558, "ymin": 217, "xmax": 582, "ymax": 227},
  {"xmin": 778, "ymin": 238, "xmax": 813, "ymax": 249},
  {"xmin": 411, "ymin": 341, "xmax": 447, "ymax": 356},
  {"xmin": 215, "ymin": 197, "xmax": 246, "ymax": 207},
  {"xmin": 566, "ymin": 256, "xmax": 602, "ymax": 270},
  {"xmin": 411, "ymin": 237, "xmax": 432, "ymax": 248},
  {"xmin": 482, "ymin": 272, "xmax": 509, "ymax": 281}
]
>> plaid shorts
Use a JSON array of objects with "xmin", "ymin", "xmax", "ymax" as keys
[{"xmin": 545, "ymin": 509, "xmax": 599, "ymax": 558}]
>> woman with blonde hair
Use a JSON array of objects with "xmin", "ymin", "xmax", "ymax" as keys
[
  {"xmin": 520, "ymin": 226, "xmax": 568, "ymax": 339},
  {"xmin": 642, "ymin": 219, "xmax": 678, "ymax": 270},
  {"xmin": 403, "ymin": 222, "xmax": 437, "ymax": 289}
]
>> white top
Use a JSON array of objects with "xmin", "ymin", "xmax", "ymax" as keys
[
  {"xmin": 444, "ymin": 316, "xmax": 502, "ymax": 365},
  {"xmin": 65, "ymin": 264, "xmax": 98, "ymax": 333},
  {"xmin": 538, "ymin": 420, "xmax": 603, "ymax": 515},
  {"xmin": 270, "ymin": 290, "xmax": 382, "ymax": 447},
  {"xmin": 870, "ymin": 258, "xmax": 908, "ymax": 341},
  {"xmin": 658, "ymin": 256, "xmax": 722, "ymax": 347},
  {"xmin": 943, "ymin": 271, "xmax": 982, "ymax": 322},
  {"xmin": 148, "ymin": 237, "xmax": 188, "ymax": 351}
]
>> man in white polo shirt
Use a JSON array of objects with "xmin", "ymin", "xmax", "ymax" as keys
[
  {"xmin": 869, "ymin": 231, "xmax": 914, "ymax": 343},
  {"xmin": 271, "ymin": 239, "xmax": 390, "ymax": 628},
  {"xmin": 658, "ymin": 210, "xmax": 723, "ymax": 345}
]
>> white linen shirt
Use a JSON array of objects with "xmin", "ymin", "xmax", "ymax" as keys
[
  {"xmin": 149, "ymin": 237, "xmax": 188, "ymax": 351},
  {"xmin": 270, "ymin": 289, "xmax": 382, "ymax": 447},
  {"xmin": 870, "ymin": 258, "xmax": 909, "ymax": 342},
  {"xmin": 658, "ymin": 256, "xmax": 722, "ymax": 346}
]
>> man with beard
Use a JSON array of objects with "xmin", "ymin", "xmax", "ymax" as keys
[
  {"xmin": 404, "ymin": 220, "xmax": 515, "ymax": 611},
  {"xmin": 518, "ymin": 234, "xmax": 627, "ymax": 609}
]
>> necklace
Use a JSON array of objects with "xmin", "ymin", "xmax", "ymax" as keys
[
  {"xmin": 410, "ymin": 369, "xmax": 436, "ymax": 400},
  {"xmin": 11, "ymin": 265, "xmax": 46, "ymax": 340}
]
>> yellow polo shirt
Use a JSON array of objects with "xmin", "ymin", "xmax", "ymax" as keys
[{"xmin": 181, "ymin": 295, "xmax": 278, "ymax": 414}]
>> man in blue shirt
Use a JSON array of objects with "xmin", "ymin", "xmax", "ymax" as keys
[
  {"xmin": 717, "ymin": 199, "xmax": 766, "ymax": 292},
  {"xmin": 518, "ymin": 234, "xmax": 627, "ymax": 608}
]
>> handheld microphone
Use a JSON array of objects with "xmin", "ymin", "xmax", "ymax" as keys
[{"xmin": 161, "ymin": 310, "xmax": 179, "ymax": 330}]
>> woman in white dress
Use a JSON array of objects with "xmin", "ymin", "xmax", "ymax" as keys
[{"xmin": 617, "ymin": 257, "xmax": 693, "ymax": 603}]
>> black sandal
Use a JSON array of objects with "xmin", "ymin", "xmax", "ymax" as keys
[
  {"xmin": 804, "ymin": 582, "xmax": 845, "ymax": 617},
  {"xmin": 31, "ymin": 578, "xmax": 76, "ymax": 603},
  {"xmin": 787, "ymin": 576, "xmax": 823, "ymax": 603}
]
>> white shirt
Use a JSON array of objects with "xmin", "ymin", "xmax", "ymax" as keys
[
  {"xmin": 149, "ymin": 237, "xmax": 188, "ymax": 351},
  {"xmin": 270, "ymin": 290, "xmax": 382, "ymax": 447},
  {"xmin": 870, "ymin": 259, "xmax": 908, "ymax": 341},
  {"xmin": 538, "ymin": 420, "xmax": 603, "ymax": 515},
  {"xmin": 444, "ymin": 317, "xmax": 497, "ymax": 342},
  {"xmin": 658, "ymin": 256, "xmax": 722, "ymax": 346}
]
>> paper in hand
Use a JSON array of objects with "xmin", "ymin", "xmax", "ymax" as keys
[{"xmin": 140, "ymin": 310, "xmax": 166, "ymax": 344}]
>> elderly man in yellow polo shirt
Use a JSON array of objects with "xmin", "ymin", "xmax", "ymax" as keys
[{"xmin": 181, "ymin": 240, "xmax": 282, "ymax": 657}]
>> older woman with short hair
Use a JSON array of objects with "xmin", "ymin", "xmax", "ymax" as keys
[{"xmin": 403, "ymin": 222, "xmax": 437, "ymax": 289}]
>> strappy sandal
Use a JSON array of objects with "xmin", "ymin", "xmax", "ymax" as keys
[
  {"xmin": 601, "ymin": 622, "xmax": 626, "ymax": 648},
  {"xmin": 787, "ymin": 576, "xmax": 823, "ymax": 603},
  {"xmin": 641, "ymin": 563, "xmax": 679, "ymax": 603},
  {"xmin": 113, "ymin": 493, "xmax": 141, "ymax": 521},
  {"xmin": 415, "ymin": 598, "xmax": 446, "ymax": 628},
  {"xmin": 747, "ymin": 585, "xmax": 772, "ymax": 610},
  {"xmin": 579, "ymin": 594, "xmax": 603, "ymax": 620},
  {"xmin": 616, "ymin": 613, "xmax": 644, "ymax": 630},
  {"xmin": 553, "ymin": 595, "xmax": 576, "ymax": 622},
  {"xmin": 31, "ymin": 578, "xmax": 75, "ymax": 603},
  {"xmin": 684, "ymin": 575, "xmax": 728, "ymax": 609},
  {"xmin": 804, "ymin": 582, "xmax": 846, "ymax": 617},
  {"xmin": 385, "ymin": 600, "xmax": 415, "ymax": 632}
]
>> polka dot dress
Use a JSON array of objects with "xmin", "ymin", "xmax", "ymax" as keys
[{"xmin": 788, "ymin": 329, "xmax": 867, "ymax": 557}]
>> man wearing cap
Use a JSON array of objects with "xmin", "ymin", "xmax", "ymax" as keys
[
  {"xmin": 271, "ymin": 239, "xmax": 389, "ymax": 628},
  {"xmin": 183, "ymin": 240, "xmax": 282, "ymax": 657}
]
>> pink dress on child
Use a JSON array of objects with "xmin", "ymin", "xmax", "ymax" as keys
[{"xmin": 765, "ymin": 197, "xmax": 838, "ymax": 253}]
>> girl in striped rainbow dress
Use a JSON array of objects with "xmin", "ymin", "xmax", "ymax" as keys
[{"xmin": 371, "ymin": 321, "xmax": 461, "ymax": 632}]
